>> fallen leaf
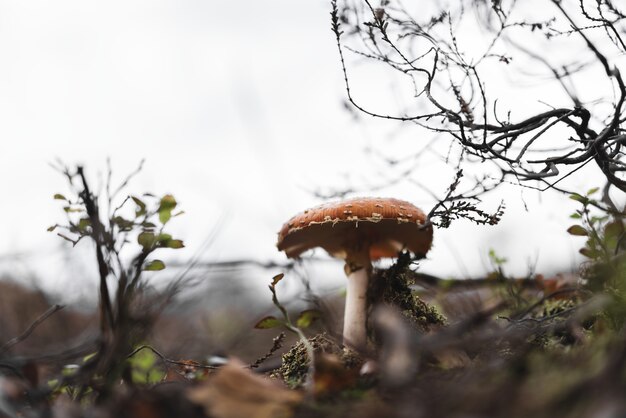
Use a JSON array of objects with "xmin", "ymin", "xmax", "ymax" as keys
[{"xmin": 187, "ymin": 359, "xmax": 302, "ymax": 418}]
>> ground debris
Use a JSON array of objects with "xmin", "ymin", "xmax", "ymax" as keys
[{"xmin": 187, "ymin": 359, "xmax": 302, "ymax": 418}]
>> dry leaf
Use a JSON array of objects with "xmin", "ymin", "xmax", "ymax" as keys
[{"xmin": 187, "ymin": 359, "xmax": 302, "ymax": 418}]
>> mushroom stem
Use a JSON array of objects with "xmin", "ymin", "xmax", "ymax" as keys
[{"xmin": 343, "ymin": 250, "xmax": 372, "ymax": 351}]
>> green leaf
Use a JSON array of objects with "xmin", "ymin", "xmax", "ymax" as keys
[
  {"xmin": 586, "ymin": 187, "xmax": 600, "ymax": 196},
  {"xmin": 47, "ymin": 225, "xmax": 57, "ymax": 232},
  {"xmin": 604, "ymin": 221, "xmax": 623, "ymax": 239},
  {"xmin": 159, "ymin": 211, "xmax": 171, "ymax": 224},
  {"xmin": 144, "ymin": 260, "xmax": 165, "ymax": 271},
  {"xmin": 569, "ymin": 193, "xmax": 588, "ymax": 204},
  {"xmin": 567, "ymin": 225, "xmax": 588, "ymax": 236},
  {"xmin": 113, "ymin": 216, "xmax": 133, "ymax": 231},
  {"xmin": 131, "ymin": 196, "xmax": 147, "ymax": 217},
  {"xmin": 604, "ymin": 221, "xmax": 623, "ymax": 251},
  {"xmin": 569, "ymin": 213, "xmax": 582, "ymax": 219},
  {"xmin": 53, "ymin": 193, "xmax": 67, "ymax": 200},
  {"xmin": 154, "ymin": 233, "xmax": 185, "ymax": 249},
  {"xmin": 77, "ymin": 218, "xmax": 91, "ymax": 233},
  {"xmin": 63, "ymin": 206, "xmax": 83, "ymax": 213},
  {"xmin": 165, "ymin": 239, "xmax": 184, "ymax": 249},
  {"xmin": 159, "ymin": 195, "xmax": 177, "ymax": 210},
  {"xmin": 254, "ymin": 316, "xmax": 283, "ymax": 329},
  {"xmin": 157, "ymin": 233, "xmax": 172, "ymax": 244},
  {"xmin": 296, "ymin": 309, "xmax": 322, "ymax": 329},
  {"xmin": 579, "ymin": 248, "xmax": 597, "ymax": 258},
  {"xmin": 138, "ymin": 232, "xmax": 156, "ymax": 250},
  {"xmin": 488, "ymin": 248, "xmax": 507, "ymax": 266},
  {"xmin": 158, "ymin": 194, "xmax": 177, "ymax": 224},
  {"xmin": 271, "ymin": 273, "xmax": 285, "ymax": 287}
]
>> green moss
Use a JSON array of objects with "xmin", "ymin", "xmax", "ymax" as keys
[
  {"xmin": 537, "ymin": 298, "xmax": 577, "ymax": 319},
  {"xmin": 273, "ymin": 334, "xmax": 363, "ymax": 389},
  {"xmin": 369, "ymin": 252, "xmax": 447, "ymax": 333}
]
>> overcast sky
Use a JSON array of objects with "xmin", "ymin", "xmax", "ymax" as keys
[{"xmin": 0, "ymin": 0, "xmax": 603, "ymax": 301}]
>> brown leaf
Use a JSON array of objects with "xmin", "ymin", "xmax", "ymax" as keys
[{"xmin": 186, "ymin": 359, "xmax": 302, "ymax": 418}]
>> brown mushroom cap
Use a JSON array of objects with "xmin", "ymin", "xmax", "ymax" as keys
[{"xmin": 277, "ymin": 197, "xmax": 432, "ymax": 260}]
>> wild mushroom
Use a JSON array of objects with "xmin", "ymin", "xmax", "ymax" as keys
[{"xmin": 276, "ymin": 197, "xmax": 432, "ymax": 350}]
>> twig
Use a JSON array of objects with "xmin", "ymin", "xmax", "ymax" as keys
[
  {"xmin": 0, "ymin": 304, "xmax": 65, "ymax": 354},
  {"xmin": 127, "ymin": 345, "xmax": 218, "ymax": 370},
  {"xmin": 249, "ymin": 333, "xmax": 286, "ymax": 369}
]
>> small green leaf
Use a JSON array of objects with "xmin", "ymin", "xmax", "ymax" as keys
[
  {"xmin": 63, "ymin": 206, "xmax": 83, "ymax": 213},
  {"xmin": 488, "ymin": 248, "xmax": 507, "ymax": 266},
  {"xmin": 157, "ymin": 233, "xmax": 172, "ymax": 243},
  {"xmin": 165, "ymin": 239, "xmax": 184, "ymax": 249},
  {"xmin": 131, "ymin": 196, "xmax": 147, "ymax": 217},
  {"xmin": 296, "ymin": 309, "xmax": 322, "ymax": 329},
  {"xmin": 271, "ymin": 273, "xmax": 285, "ymax": 287},
  {"xmin": 158, "ymin": 194, "xmax": 177, "ymax": 224},
  {"xmin": 138, "ymin": 231, "xmax": 156, "ymax": 249},
  {"xmin": 586, "ymin": 187, "xmax": 600, "ymax": 196},
  {"xmin": 567, "ymin": 225, "xmax": 588, "ymax": 236},
  {"xmin": 569, "ymin": 213, "xmax": 582, "ymax": 219},
  {"xmin": 159, "ymin": 195, "xmax": 177, "ymax": 210},
  {"xmin": 53, "ymin": 193, "xmax": 67, "ymax": 200},
  {"xmin": 569, "ymin": 194, "xmax": 588, "ymax": 204},
  {"xmin": 113, "ymin": 216, "xmax": 133, "ymax": 231},
  {"xmin": 47, "ymin": 225, "xmax": 57, "ymax": 232},
  {"xmin": 254, "ymin": 316, "xmax": 283, "ymax": 329},
  {"xmin": 159, "ymin": 211, "xmax": 171, "ymax": 224},
  {"xmin": 604, "ymin": 221, "xmax": 623, "ymax": 251},
  {"xmin": 77, "ymin": 218, "xmax": 91, "ymax": 233},
  {"xmin": 144, "ymin": 260, "xmax": 165, "ymax": 271},
  {"xmin": 579, "ymin": 248, "xmax": 596, "ymax": 258},
  {"xmin": 605, "ymin": 221, "xmax": 623, "ymax": 239}
]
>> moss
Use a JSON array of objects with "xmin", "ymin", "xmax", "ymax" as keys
[
  {"xmin": 273, "ymin": 334, "xmax": 363, "ymax": 389},
  {"xmin": 537, "ymin": 298, "xmax": 577, "ymax": 318},
  {"xmin": 368, "ymin": 251, "xmax": 447, "ymax": 333}
]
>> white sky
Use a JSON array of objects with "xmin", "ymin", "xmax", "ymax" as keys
[{"xmin": 0, "ymin": 0, "xmax": 606, "ymax": 301}]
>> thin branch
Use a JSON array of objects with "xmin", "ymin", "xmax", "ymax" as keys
[{"xmin": 0, "ymin": 304, "xmax": 65, "ymax": 354}]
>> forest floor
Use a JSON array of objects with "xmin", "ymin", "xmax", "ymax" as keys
[{"xmin": 1, "ymin": 249, "xmax": 624, "ymax": 418}]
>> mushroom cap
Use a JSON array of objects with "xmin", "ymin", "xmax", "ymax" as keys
[{"xmin": 277, "ymin": 197, "xmax": 432, "ymax": 260}]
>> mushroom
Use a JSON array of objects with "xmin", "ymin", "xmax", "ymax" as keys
[{"xmin": 276, "ymin": 197, "xmax": 432, "ymax": 350}]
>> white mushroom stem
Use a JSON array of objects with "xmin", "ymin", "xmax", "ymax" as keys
[{"xmin": 343, "ymin": 248, "xmax": 372, "ymax": 351}]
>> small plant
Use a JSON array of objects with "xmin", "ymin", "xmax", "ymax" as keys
[
  {"xmin": 567, "ymin": 188, "xmax": 624, "ymax": 264},
  {"xmin": 566, "ymin": 187, "xmax": 626, "ymax": 329},
  {"xmin": 255, "ymin": 274, "xmax": 321, "ymax": 390},
  {"xmin": 47, "ymin": 162, "xmax": 186, "ymax": 399}
]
